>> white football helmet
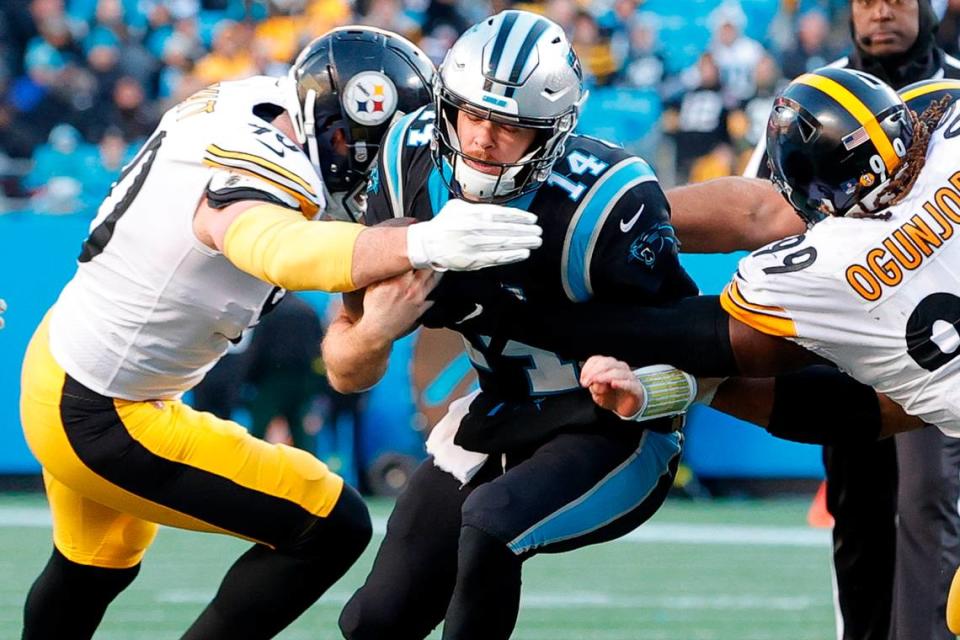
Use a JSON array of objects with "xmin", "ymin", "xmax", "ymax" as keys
[{"xmin": 432, "ymin": 10, "xmax": 587, "ymax": 202}]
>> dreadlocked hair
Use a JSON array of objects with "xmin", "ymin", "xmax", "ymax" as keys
[{"xmin": 876, "ymin": 94, "xmax": 953, "ymax": 211}]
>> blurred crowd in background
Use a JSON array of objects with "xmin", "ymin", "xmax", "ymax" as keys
[
  {"xmin": 7, "ymin": 0, "xmax": 960, "ymax": 216},
  {"xmin": 5, "ymin": 0, "xmax": 960, "ymax": 490}
]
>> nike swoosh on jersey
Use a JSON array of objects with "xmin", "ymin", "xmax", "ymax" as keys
[
  {"xmin": 455, "ymin": 304, "xmax": 484, "ymax": 324},
  {"xmin": 620, "ymin": 204, "xmax": 645, "ymax": 233}
]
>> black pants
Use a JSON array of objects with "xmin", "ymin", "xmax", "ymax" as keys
[
  {"xmin": 340, "ymin": 428, "xmax": 682, "ymax": 639},
  {"xmin": 826, "ymin": 427, "xmax": 960, "ymax": 640}
]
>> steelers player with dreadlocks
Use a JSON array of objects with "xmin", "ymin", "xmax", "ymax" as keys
[
  {"xmin": 734, "ymin": 2, "xmax": 960, "ymax": 635},
  {"xmin": 493, "ymin": 68, "xmax": 960, "ymax": 637},
  {"xmin": 752, "ymin": 4, "xmax": 960, "ymax": 633}
]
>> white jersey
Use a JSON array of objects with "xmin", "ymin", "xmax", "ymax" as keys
[
  {"xmin": 720, "ymin": 118, "xmax": 960, "ymax": 436},
  {"xmin": 49, "ymin": 76, "xmax": 325, "ymax": 400}
]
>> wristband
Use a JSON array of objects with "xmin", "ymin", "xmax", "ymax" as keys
[{"xmin": 622, "ymin": 364, "xmax": 698, "ymax": 422}]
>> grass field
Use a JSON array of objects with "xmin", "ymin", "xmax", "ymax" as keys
[{"xmin": 0, "ymin": 493, "xmax": 837, "ymax": 639}]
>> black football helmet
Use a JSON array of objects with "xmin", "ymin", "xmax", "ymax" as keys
[
  {"xmin": 766, "ymin": 67, "xmax": 913, "ymax": 227},
  {"xmin": 288, "ymin": 27, "xmax": 434, "ymax": 220},
  {"xmin": 899, "ymin": 78, "xmax": 960, "ymax": 119}
]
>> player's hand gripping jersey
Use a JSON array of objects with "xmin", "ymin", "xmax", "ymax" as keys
[
  {"xmin": 49, "ymin": 77, "xmax": 323, "ymax": 401},
  {"xmin": 721, "ymin": 107, "xmax": 960, "ymax": 435},
  {"xmin": 367, "ymin": 106, "xmax": 698, "ymax": 446}
]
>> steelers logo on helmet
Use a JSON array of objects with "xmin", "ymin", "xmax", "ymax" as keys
[{"xmin": 343, "ymin": 71, "xmax": 399, "ymax": 126}]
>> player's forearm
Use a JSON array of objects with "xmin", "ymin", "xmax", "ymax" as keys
[
  {"xmin": 667, "ymin": 177, "xmax": 802, "ymax": 253},
  {"xmin": 708, "ymin": 366, "xmax": 918, "ymax": 445},
  {"xmin": 220, "ymin": 205, "xmax": 419, "ymax": 293},
  {"xmin": 321, "ymin": 318, "xmax": 392, "ymax": 393},
  {"xmin": 222, "ymin": 204, "xmax": 368, "ymax": 292},
  {"xmin": 877, "ymin": 394, "xmax": 925, "ymax": 438},
  {"xmin": 350, "ymin": 226, "xmax": 413, "ymax": 290}
]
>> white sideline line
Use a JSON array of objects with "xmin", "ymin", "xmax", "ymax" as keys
[
  {"xmin": 619, "ymin": 523, "xmax": 830, "ymax": 547},
  {"xmin": 0, "ymin": 508, "xmax": 830, "ymax": 547},
  {"xmin": 156, "ymin": 589, "xmax": 821, "ymax": 611},
  {"xmin": 0, "ymin": 507, "xmax": 53, "ymax": 527}
]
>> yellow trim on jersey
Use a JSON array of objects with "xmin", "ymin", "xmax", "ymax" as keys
[
  {"xmin": 206, "ymin": 144, "xmax": 317, "ymax": 196},
  {"xmin": 223, "ymin": 203, "xmax": 363, "ymax": 292},
  {"xmin": 900, "ymin": 79, "xmax": 960, "ymax": 104},
  {"xmin": 948, "ymin": 566, "xmax": 960, "ymax": 633},
  {"xmin": 203, "ymin": 158, "xmax": 320, "ymax": 218},
  {"xmin": 20, "ymin": 316, "xmax": 344, "ymax": 568},
  {"xmin": 720, "ymin": 280, "xmax": 798, "ymax": 338},
  {"xmin": 725, "ymin": 279, "xmax": 790, "ymax": 314},
  {"xmin": 795, "ymin": 73, "xmax": 900, "ymax": 173}
]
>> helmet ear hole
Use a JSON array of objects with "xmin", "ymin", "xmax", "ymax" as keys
[{"xmin": 795, "ymin": 115, "xmax": 818, "ymax": 144}]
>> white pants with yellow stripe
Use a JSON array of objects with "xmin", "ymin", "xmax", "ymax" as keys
[{"xmin": 20, "ymin": 317, "xmax": 344, "ymax": 568}]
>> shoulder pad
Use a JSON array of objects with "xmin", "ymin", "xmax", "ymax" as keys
[
  {"xmin": 206, "ymin": 171, "xmax": 299, "ymax": 211},
  {"xmin": 544, "ymin": 137, "xmax": 650, "ymax": 201},
  {"xmin": 196, "ymin": 79, "xmax": 324, "ymax": 218},
  {"xmin": 547, "ymin": 143, "xmax": 656, "ymax": 204},
  {"xmin": 203, "ymin": 121, "xmax": 323, "ymax": 218},
  {"xmin": 555, "ymin": 154, "xmax": 664, "ymax": 302},
  {"xmin": 720, "ymin": 234, "xmax": 829, "ymax": 338}
]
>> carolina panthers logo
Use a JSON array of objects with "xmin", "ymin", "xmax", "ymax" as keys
[
  {"xmin": 367, "ymin": 166, "xmax": 380, "ymax": 194},
  {"xmin": 628, "ymin": 224, "xmax": 677, "ymax": 268},
  {"xmin": 343, "ymin": 71, "xmax": 398, "ymax": 126}
]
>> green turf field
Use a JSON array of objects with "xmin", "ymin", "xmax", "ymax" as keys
[{"xmin": 0, "ymin": 493, "xmax": 835, "ymax": 639}]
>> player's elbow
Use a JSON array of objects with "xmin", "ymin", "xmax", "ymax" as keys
[
  {"xmin": 321, "ymin": 340, "xmax": 385, "ymax": 394},
  {"xmin": 326, "ymin": 369, "xmax": 358, "ymax": 394},
  {"xmin": 325, "ymin": 365, "xmax": 382, "ymax": 395},
  {"xmin": 748, "ymin": 187, "xmax": 803, "ymax": 247}
]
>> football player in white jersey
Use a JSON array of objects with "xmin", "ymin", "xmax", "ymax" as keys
[
  {"xmin": 499, "ymin": 67, "xmax": 960, "ymax": 633},
  {"xmin": 18, "ymin": 27, "xmax": 543, "ymax": 640},
  {"xmin": 501, "ymin": 68, "xmax": 960, "ymax": 438}
]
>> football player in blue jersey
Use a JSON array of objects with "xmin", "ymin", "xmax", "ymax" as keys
[{"xmin": 323, "ymin": 11, "xmax": 702, "ymax": 640}]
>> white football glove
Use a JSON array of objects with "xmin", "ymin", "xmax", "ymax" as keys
[
  {"xmin": 406, "ymin": 199, "xmax": 543, "ymax": 271},
  {"xmin": 0, "ymin": 298, "xmax": 6, "ymax": 330}
]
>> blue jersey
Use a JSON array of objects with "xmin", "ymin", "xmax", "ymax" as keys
[{"xmin": 366, "ymin": 105, "xmax": 698, "ymax": 402}]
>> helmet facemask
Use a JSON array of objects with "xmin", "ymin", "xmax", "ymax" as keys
[{"xmin": 293, "ymin": 86, "xmax": 377, "ymax": 221}]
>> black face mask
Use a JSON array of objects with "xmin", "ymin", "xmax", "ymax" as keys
[{"xmin": 849, "ymin": 0, "xmax": 942, "ymax": 89}]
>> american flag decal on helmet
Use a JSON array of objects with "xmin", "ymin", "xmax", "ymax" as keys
[{"xmin": 842, "ymin": 126, "xmax": 870, "ymax": 150}]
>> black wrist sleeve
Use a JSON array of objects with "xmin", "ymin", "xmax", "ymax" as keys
[{"xmin": 767, "ymin": 365, "xmax": 882, "ymax": 445}]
